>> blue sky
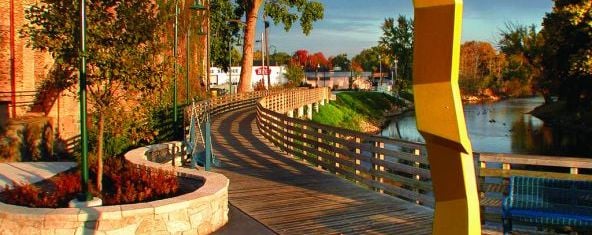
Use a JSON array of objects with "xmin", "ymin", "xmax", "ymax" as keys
[{"xmin": 256, "ymin": 0, "xmax": 553, "ymax": 57}]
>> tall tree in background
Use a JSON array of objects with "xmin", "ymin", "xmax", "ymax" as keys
[
  {"xmin": 459, "ymin": 41, "xmax": 505, "ymax": 95},
  {"xmin": 352, "ymin": 47, "xmax": 382, "ymax": 73},
  {"xmin": 379, "ymin": 16, "xmax": 414, "ymax": 87},
  {"xmin": 23, "ymin": 0, "xmax": 166, "ymax": 191},
  {"xmin": 330, "ymin": 54, "xmax": 350, "ymax": 71},
  {"xmin": 235, "ymin": 0, "xmax": 324, "ymax": 93},
  {"xmin": 211, "ymin": 0, "xmax": 240, "ymax": 72},
  {"xmin": 542, "ymin": 0, "xmax": 592, "ymax": 109},
  {"xmin": 498, "ymin": 24, "xmax": 543, "ymax": 98}
]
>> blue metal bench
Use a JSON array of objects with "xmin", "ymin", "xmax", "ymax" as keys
[{"xmin": 502, "ymin": 176, "xmax": 592, "ymax": 234}]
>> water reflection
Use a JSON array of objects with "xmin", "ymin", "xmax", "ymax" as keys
[{"xmin": 381, "ymin": 97, "xmax": 592, "ymax": 157}]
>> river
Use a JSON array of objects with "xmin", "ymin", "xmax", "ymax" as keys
[{"xmin": 381, "ymin": 96, "xmax": 592, "ymax": 157}]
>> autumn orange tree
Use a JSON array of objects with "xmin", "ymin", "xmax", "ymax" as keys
[
  {"xmin": 235, "ymin": 0, "xmax": 324, "ymax": 93},
  {"xmin": 459, "ymin": 41, "xmax": 505, "ymax": 95}
]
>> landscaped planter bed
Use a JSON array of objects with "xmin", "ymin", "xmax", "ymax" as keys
[{"xmin": 0, "ymin": 141, "xmax": 229, "ymax": 234}]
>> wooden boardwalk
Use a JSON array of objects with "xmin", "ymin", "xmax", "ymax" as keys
[{"xmin": 212, "ymin": 108, "xmax": 434, "ymax": 234}]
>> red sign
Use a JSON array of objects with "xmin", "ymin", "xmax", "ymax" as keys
[{"xmin": 255, "ymin": 67, "xmax": 271, "ymax": 75}]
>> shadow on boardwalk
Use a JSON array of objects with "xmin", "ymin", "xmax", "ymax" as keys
[{"xmin": 212, "ymin": 108, "xmax": 433, "ymax": 235}]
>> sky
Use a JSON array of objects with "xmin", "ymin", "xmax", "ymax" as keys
[{"xmin": 255, "ymin": 0, "xmax": 554, "ymax": 57}]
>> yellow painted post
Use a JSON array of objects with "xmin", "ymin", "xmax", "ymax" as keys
[{"xmin": 412, "ymin": 0, "xmax": 481, "ymax": 234}]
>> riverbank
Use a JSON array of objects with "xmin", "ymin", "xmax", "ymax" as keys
[
  {"xmin": 530, "ymin": 101, "xmax": 592, "ymax": 135},
  {"xmin": 312, "ymin": 92, "xmax": 407, "ymax": 133}
]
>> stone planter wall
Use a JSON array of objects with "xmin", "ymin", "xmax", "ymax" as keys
[{"xmin": 0, "ymin": 141, "xmax": 229, "ymax": 235}]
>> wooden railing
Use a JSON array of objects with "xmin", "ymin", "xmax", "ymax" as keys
[
  {"xmin": 185, "ymin": 88, "xmax": 592, "ymax": 224},
  {"xmin": 256, "ymin": 88, "xmax": 434, "ymax": 206}
]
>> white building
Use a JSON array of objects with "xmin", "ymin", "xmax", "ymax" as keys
[{"xmin": 210, "ymin": 66, "xmax": 287, "ymax": 90}]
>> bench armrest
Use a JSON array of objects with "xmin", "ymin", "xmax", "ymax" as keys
[{"xmin": 502, "ymin": 195, "xmax": 511, "ymax": 218}]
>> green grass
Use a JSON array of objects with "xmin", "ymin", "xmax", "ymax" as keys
[{"xmin": 312, "ymin": 92, "xmax": 405, "ymax": 132}]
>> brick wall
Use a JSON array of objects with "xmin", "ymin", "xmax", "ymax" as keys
[{"xmin": 0, "ymin": 0, "xmax": 80, "ymax": 141}]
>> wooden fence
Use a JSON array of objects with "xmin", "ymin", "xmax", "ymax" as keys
[{"xmin": 186, "ymin": 88, "xmax": 592, "ymax": 223}]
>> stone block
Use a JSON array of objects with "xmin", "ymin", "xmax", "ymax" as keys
[
  {"xmin": 78, "ymin": 206, "xmax": 122, "ymax": 221},
  {"xmin": 152, "ymin": 199, "xmax": 191, "ymax": 215},
  {"xmin": 44, "ymin": 208, "xmax": 80, "ymax": 223},
  {"xmin": 95, "ymin": 219, "xmax": 123, "ymax": 231},
  {"xmin": 54, "ymin": 228, "xmax": 75, "ymax": 235},
  {"xmin": 134, "ymin": 218, "xmax": 155, "ymax": 234},
  {"xmin": 43, "ymin": 219, "xmax": 82, "ymax": 230},
  {"xmin": 166, "ymin": 220, "xmax": 191, "ymax": 233},
  {"xmin": 75, "ymin": 227, "xmax": 105, "ymax": 235},
  {"xmin": 189, "ymin": 212, "xmax": 203, "ymax": 229},
  {"xmin": 120, "ymin": 203, "xmax": 154, "ymax": 218},
  {"xmin": 104, "ymin": 222, "xmax": 139, "ymax": 235},
  {"xmin": 167, "ymin": 209, "xmax": 188, "ymax": 222},
  {"xmin": 182, "ymin": 229, "xmax": 199, "ymax": 235}
]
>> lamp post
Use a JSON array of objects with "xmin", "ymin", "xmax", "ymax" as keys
[
  {"xmin": 323, "ymin": 67, "xmax": 326, "ymax": 88},
  {"xmin": 78, "ymin": 0, "xmax": 90, "ymax": 201},
  {"xmin": 315, "ymin": 64, "xmax": 320, "ymax": 88},
  {"xmin": 187, "ymin": 1, "xmax": 206, "ymax": 103},
  {"xmin": 394, "ymin": 57, "xmax": 398, "ymax": 93},
  {"xmin": 173, "ymin": 0, "xmax": 179, "ymax": 129},
  {"xmin": 379, "ymin": 54, "xmax": 383, "ymax": 88}
]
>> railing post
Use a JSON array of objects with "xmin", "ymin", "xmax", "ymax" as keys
[
  {"xmin": 317, "ymin": 128, "xmax": 323, "ymax": 169},
  {"xmin": 302, "ymin": 125, "xmax": 308, "ymax": 163},
  {"xmin": 570, "ymin": 167, "xmax": 579, "ymax": 175},
  {"xmin": 414, "ymin": 148, "xmax": 421, "ymax": 204},
  {"xmin": 373, "ymin": 141, "xmax": 385, "ymax": 193},
  {"xmin": 355, "ymin": 137, "xmax": 361, "ymax": 183},
  {"xmin": 335, "ymin": 132, "xmax": 340, "ymax": 175},
  {"xmin": 297, "ymin": 106, "xmax": 304, "ymax": 118},
  {"xmin": 306, "ymin": 103, "xmax": 313, "ymax": 120}
]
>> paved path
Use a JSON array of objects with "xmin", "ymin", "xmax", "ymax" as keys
[
  {"xmin": 0, "ymin": 162, "xmax": 76, "ymax": 190},
  {"xmin": 212, "ymin": 108, "xmax": 434, "ymax": 234}
]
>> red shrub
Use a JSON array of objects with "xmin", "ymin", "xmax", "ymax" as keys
[{"xmin": 0, "ymin": 158, "xmax": 181, "ymax": 208}]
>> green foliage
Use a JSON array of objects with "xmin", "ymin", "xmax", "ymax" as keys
[
  {"xmin": 379, "ymin": 16, "xmax": 414, "ymax": 85},
  {"xmin": 330, "ymin": 54, "xmax": 350, "ymax": 70},
  {"xmin": 498, "ymin": 24, "xmax": 543, "ymax": 97},
  {"xmin": 542, "ymin": 0, "xmax": 592, "ymax": 109},
  {"xmin": 284, "ymin": 63, "xmax": 306, "ymax": 86},
  {"xmin": 352, "ymin": 47, "xmax": 382, "ymax": 72},
  {"xmin": 270, "ymin": 52, "xmax": 291, "ymax": 66},
  {"xmin": 262, "ymin": 0, "xmax": 324, "ymax": 35},
  {"xmin": 313, "ymin": 92, "xmax": 404, "ymax": 132},
  {"xmin": 211, "ymin": 0, "xmax": 241, "ymax": 71}
]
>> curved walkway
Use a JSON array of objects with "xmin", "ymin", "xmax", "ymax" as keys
[{"xmin": 212, "ymin": 107, "xmax": 433, "ymax": 234}]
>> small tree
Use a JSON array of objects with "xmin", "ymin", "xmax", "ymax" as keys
[
  {"xmin": 284, "ymin": 63, "xmax": 305, "ymax": 87},
  {"xmin": 23, "ymin": 0, "xmax": 167, "ymax": 191}
]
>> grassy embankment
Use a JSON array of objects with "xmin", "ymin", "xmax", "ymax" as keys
[
  {"xmin": 530, "ymin": 101, "xmax": 592, "ymax": 134},
  {"xmin": 312, "ymin": 92, "xmax": 405, "ymax": 133}
]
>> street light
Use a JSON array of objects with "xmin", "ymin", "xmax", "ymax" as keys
[
  {"xmin": 78, "ymin": 0, "xmax": 90, "ymax": 202},
  {"xmin": 378, "ymin": 54, "xmax": 383, "ymax": 88},
  {"xmin": 316, "ymin": 64, "xmax": 320, "ymax": 87},
  {"xmin": 394, "ymin": 57, "xmax": 399, "ymax": 94}
]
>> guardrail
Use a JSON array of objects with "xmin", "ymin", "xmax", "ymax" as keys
[
  {"xmin": 256, "ymin": 88, "xmax": 434, "ymax": 206},
  {"xmin": 184, "ymin": 88, "xmax": 592, "ymax": 225}
]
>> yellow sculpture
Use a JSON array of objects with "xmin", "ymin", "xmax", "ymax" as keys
[{"xmin": 412, "ymin": 0, "xmax": 481, "ymax": 234}]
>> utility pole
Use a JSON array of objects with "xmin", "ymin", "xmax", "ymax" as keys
[
  {"xmin": 173, "ymin": 0, "xmax": 179, "ymax": 125},
  {"xmin": 261, "ymin": 32, "xmax": 266, "ymax": 88},
  {"xmin": 264, "ymin": 14, "xmax": 271, "ymax": 89}
]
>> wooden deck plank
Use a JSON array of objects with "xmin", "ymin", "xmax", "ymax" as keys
[{"xmin": 212, "ymin": 108, "xmax": 434, "ymax": 234}]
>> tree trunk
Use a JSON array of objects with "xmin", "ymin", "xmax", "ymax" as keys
[
  {"xmin": 237, "ymin": 0, "xmax": 263, "ymax": 93},
  {"xmin": 97, "ymin": 112, "xmax": 104, "ymax": 192}
]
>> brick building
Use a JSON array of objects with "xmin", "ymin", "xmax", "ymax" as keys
[{"xmin": 1, "ymin": 0, "xmax": 80, "ymax": 140}]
